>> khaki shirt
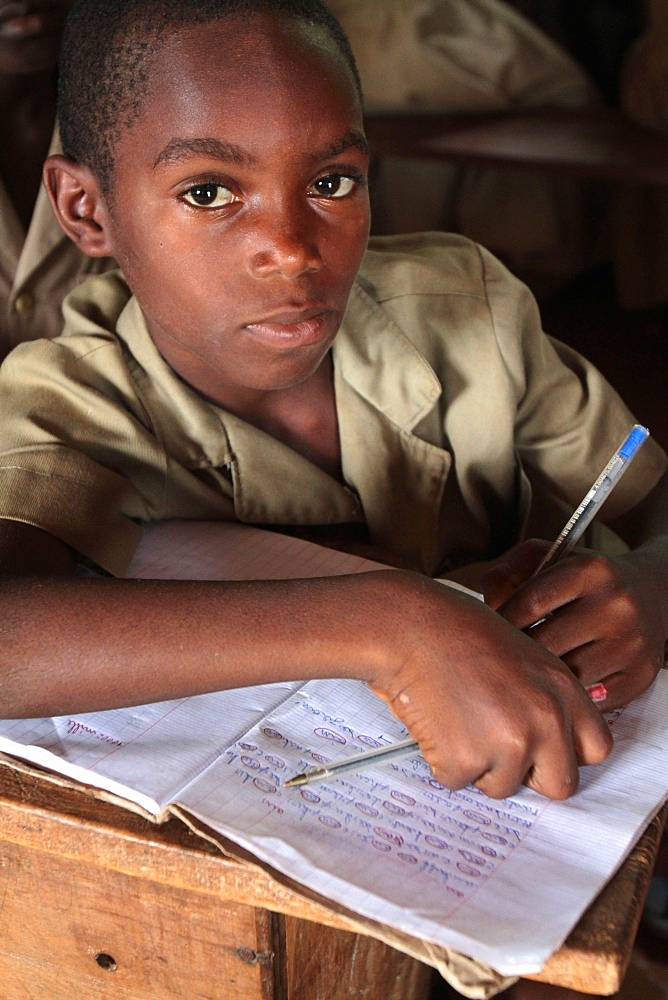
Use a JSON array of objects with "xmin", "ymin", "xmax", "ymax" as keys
[
  {"xmin": 0, "ymin": 131, "xmax": 115, "ymax": 361},
  {"xmin": 0, "ymin": 233, "xmax": 664, "ymax": 577}
]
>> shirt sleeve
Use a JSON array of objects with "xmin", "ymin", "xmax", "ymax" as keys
[
  {"xmin": 0, "ymin": 336, "xmax": 166, "ymax": 575},
  {"xmin": 480, "ymin": 244, "xmax": 667, "ymax": 520}
]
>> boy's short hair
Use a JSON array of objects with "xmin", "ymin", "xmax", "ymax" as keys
[{"xmin": 58, "ymin": 0, "xmax": 362, "ymax": 196}]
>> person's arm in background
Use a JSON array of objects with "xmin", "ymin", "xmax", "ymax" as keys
[{"xmin": 0, "ymin": 517, "xmax": 612, "ymax": 802}]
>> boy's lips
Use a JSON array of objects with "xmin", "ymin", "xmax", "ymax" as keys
[
  {"xmin": 0, "ymin": 2, "xmax": 64, "ymax": 38},
  {"xmin": 244, "ymin": 307, "xmax": 335, "ymax": 348}
]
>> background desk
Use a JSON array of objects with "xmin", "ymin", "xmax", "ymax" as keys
[
  {"xmin": 0, "ymin": 764, "xmax": 665, "ymax": 999},
  {"xmin": 363, "ymin": 106, "xmax": 668, "ymax": 186}
]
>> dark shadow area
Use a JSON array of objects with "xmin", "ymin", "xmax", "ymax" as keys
[{"xmin": 538, "ymin": 262, "xmax": 668, "ymax": 453}]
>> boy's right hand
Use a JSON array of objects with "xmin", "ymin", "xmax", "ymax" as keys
[{"xmin": 365, "ymin": 572, "xmax": 613, "ymax": 801}]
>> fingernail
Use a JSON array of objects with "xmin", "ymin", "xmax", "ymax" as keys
[{"xmin": 587, "ymin": 683, "xmax": 608, "ymax": 703}]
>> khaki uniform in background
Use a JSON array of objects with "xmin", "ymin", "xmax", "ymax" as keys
[
  {"xmin": 0, "ymin": 234, "xmax": 663, "ymax": 578},
  {"xmin": 614, "ymin": 8, "xmax": 668, "ymax": 308},
  {"xmin": 0, "ymin": 131, "xmax": 114, "ymax": 362},
  {"xmin": 327, "ymin": 0, "xmax": 603, "ymax": 284}
]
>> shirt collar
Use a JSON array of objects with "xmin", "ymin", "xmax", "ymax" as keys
[
  {"xmin": 334, "ymin": 278, "xmax": 443, "ymax": 430},
  {"xmin": 114, "ymin": 273, "xmax": 451, "ymax": 566},
  {"xmin": 116, "ymin": 273, "xmax": 444, "ymax": 464}
]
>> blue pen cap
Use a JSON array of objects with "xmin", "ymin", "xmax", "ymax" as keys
[{"xmin": 619, "ymin": 425, "xmax": 650, "ymax": 460}]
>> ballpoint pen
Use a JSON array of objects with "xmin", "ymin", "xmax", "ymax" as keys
[
  {"xmin": 283, "ymin": 736, "xmax": 420, "ymax": 787},
  {"xmin": 285, "ymin": 425, "xmax": 650, "ymax": 788},
  {"xmin": 531, "ymin": 423, "xmax": 650, "ymax": 575}
]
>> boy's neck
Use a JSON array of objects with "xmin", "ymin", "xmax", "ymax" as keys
[{"xmin": 217, "ymin": 352, "xmax": 342, "ymax": 481}]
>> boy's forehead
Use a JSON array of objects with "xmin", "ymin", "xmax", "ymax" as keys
[
  {"xmin": 143, "ymin": 13, "xmax": 357, "ymax": 114},
  {"xmin": 114, "ymin": 12, "xmax": 363, "ymax": 166}
]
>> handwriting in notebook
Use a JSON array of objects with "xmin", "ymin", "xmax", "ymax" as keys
[{"xmin": 179, "ymin": 678, "xmax": 552, "ymax": 915}]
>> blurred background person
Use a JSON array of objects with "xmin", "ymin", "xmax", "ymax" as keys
[
  {"xmin": 328, "ymin": 0, "xmax": 604, "ymax": 295},
  {"xmin": 0, "ymin": 0, "xmax": 114, "ymax": 363}
]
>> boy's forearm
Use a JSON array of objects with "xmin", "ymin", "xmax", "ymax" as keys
[
  {"xmin": 0, "ymin": 572, "xmax": 402, "ymax": 718},
  {"xmin": 0, "ymin": 567, "xmax": 614, "ymax": 800}
]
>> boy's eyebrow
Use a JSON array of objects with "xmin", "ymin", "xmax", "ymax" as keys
[
  {"xmin": 153, "ymin": 131, "xmax": 370, "ymax": 169},
  {"xmin": 154, "ymin": 138, "xmax": 256, "ymax": 168},
  {"xmin": 313, "ymin": 130, "xmax": 370, "ymax": 160}
]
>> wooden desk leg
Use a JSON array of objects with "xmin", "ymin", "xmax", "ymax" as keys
[{"xmin": 282, "ymin": 913, "xmax": 434, "ymax": 1000}]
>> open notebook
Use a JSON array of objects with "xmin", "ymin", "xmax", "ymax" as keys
[{"xmin": 0, "ymin": 521, "xmax": 666, "ymax": 979}]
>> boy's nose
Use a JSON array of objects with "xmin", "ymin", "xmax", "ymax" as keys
[{"xmin": 249, "ymin": 204, "xmax": 323, "ymax": 278}]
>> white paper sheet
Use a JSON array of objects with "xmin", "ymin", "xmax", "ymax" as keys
[
  {"xmin": 0, "ymin": 682, "xmax": 300, "ymax": 814},
  {"xmin": 176, "ymin": 672, "xmax": 668, "ymax": 975},
  {"xmin": 125, "ymin": 520, "xmax": 390, "ymax": 580}
]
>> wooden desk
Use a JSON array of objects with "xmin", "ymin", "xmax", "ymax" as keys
[
  {"xmin": 0, "ymin": 765, "xmax": 432, "ymax": 1000},
  {"xmin": 0, "ymin": 764, "xmax": 665, "ymax": 998},
  {"xmin": 363, "ymin": 106, "xmax": 668, "ymax": 186}
]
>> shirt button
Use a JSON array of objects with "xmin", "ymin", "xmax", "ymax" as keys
[{"xmin": 14, "ymin": 292, "xmax": 35, "ymax": 315}]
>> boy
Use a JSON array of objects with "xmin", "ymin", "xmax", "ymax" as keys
[{"xmin": 0, "ymin": 0, "xmax": 665, "ymax": 806}]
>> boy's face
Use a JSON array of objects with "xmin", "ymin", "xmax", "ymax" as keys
[{"xmin": 102, "ymin": 14, "xmax": 370, "ymax": 411}]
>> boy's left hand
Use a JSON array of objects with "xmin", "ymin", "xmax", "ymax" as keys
[{"xmin": 480, "ymin": 539, "xmax": 667, "ymax": 710}]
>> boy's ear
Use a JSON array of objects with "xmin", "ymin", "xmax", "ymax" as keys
[{"xmin": 43, "ymin": 155, "xmax": 114, "ymax": 258}]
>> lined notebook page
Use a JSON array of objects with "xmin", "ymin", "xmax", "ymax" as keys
[
  {"xmin": 176, "ymin": 671, "xmax": 668, "ymax": 975},
  {"xmin": 0, "ymin": 683, "xmax": 300, "ymax": 814},
  {"xmin": 1, "ymin": 671, "xmax": 665, "ymax": 973},
  {"xmin": 125, "ymin": 520, "xmax": 390, "ymax": 580}
]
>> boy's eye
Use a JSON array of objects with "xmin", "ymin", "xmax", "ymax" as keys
[
  {"xmin": 309, "ymin": 174, "xmax": 358, "ymax": 199},
  {"xmin": 181, "ymin": 183, "xmax": 235, "ymax": 208}
]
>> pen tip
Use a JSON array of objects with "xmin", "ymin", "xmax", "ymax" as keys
[{"xmin": 283, "ymin": 774, "xmax": 307, "ymax": 788}]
